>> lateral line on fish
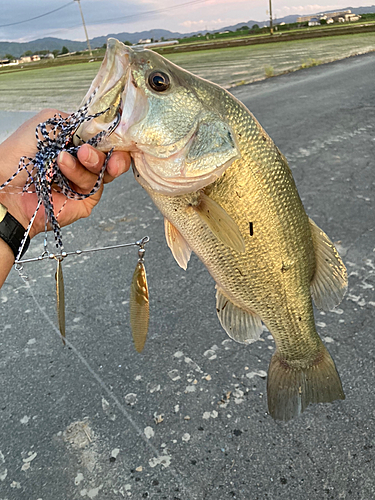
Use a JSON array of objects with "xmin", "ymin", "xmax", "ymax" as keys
[{"xmin": 246, "ymin": 154, "xmax": 298, "ymax": 324}]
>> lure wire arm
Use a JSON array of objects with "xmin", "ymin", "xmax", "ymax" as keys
[
  {"xmin": 6, "ymin": 92, "xmax": 153, "ymax": 350},
  {"xmin": 14, "ymin": 236, "xmax": 150, "ymax": 265}
]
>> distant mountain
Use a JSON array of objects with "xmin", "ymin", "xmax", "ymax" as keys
[
  {"xmin": 0, "ymin": 30, "xmax": 197, "ymax": 58},
  {"xmin": 219, "ymin": 5, "xmax": 375, "ymax": 29},
  {"xmin": 90, "ymin": 29, "xmax": 192, "ymax": 47},
  {"xmin": 215, "ymin": 20, "xmax": 264, "ymax": 32},
  {"xmin": 0, "ymin": 38, "xmax": 87, "ymax": 58},
  {"xmin": 338, "ymin": 5, "xmax": 375, "ymax": 14},
  {"xmin": 1, "ymin": 5, "xmax": 374, "ymax": 58}
]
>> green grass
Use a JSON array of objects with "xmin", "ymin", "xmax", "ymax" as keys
[
  {"xmin": 300, "ymin": 58, "xmax": 322, "ymax": 68},
  {"xmin": 264, "ymin": 65, "xmax": 275, "ymax": 78}
]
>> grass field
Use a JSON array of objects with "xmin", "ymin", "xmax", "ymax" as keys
[{"xmin": 0, "ymin": 32, "xmax": 374, "ymax": 113}]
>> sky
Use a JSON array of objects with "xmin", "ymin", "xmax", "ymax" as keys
[{"xmin": 1, "ymin": 0, "xmax": 374, "ymax": 43}]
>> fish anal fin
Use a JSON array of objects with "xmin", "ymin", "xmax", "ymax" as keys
[
  {"xmin": 309, "ymin": 218, "xmax": 348, "ymax": 311},
  {"xmin": 193, "ymin": 192, "xmax": 246, "ymax": 254},
  {"xmin": 164, "ymin": 218, "xmax": 192, "ymax": 270},
  {"xmin": 216, "ymin": 287, "xmax": 262, "ymax": 344},
  {"xmin": 267, "ymin": 345, "xmax": 345, "ymax": 421}
]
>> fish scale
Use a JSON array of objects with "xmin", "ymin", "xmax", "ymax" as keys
[
  {"xmin": 146, "ymin": 133, "xmax": 319, "ymax": 361},
  {"xmin": 76, "ymin": 38, "xmax": 348, "ymax": 421}
]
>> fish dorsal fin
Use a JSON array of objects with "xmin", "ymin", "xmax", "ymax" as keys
[
  {"xmin": 309, "ymin": 218, "xmax": 348, "ymax": 311},
  {"xmin": 193, "ymin": 192, "xmax": 246, "ymax": 253},
  {"xmin": 164, "ymin": 218, "xmax": 192, "ymax": 270},
  {"xmin": 216, "ymin": 287, "xmax": 263, "ymax": 344}
]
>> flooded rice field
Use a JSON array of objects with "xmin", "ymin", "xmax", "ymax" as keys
[
  {"xmin": 168, "ymin": 32, "xmax": 375, "ymax": 88},
  {"xmin": 0, "ymin": 32, "xmax": 374, "ymax": 114}
]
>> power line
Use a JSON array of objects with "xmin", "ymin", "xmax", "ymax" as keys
[
  {"xmin": 0, "ymin": 1, "xmax": 75, "ymax": 28},
  {"xmin": 1, "ymin": 0, "xmax": 211, "ymax": 40},
  {"xmin": 88, "ymin": 0, "xmax": 210, "ymax": 26},
  {"xmin": 2, "ymin": 0, "xmax": 210, "ymax": 33}
]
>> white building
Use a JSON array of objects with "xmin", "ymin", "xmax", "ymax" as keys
[{"xmin": 308, "ymin": 18, "xmax": 320, "ymax": 26}]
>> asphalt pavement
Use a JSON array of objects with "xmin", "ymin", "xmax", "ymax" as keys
[{"xmin": 0, "ymin": 52, "xmax": 374, "ymax": 500}]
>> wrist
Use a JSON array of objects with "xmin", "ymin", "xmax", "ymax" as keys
[
  {"xmin": 0, "ymin": 237, "xmax": 16, "ymax": 287},
  {"xmin": 0, "ymin": 203, "xmax": 30, "ymax": 259},
  {"xmin": 0, "ymin": 191, "xmax": 39, "ymax": 239}
]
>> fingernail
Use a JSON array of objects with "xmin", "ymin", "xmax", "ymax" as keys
[
  {"xmin": 59, "ymin": 151, "xmax": 76, "ymax": 169},
  {"xmin": 84, "ymin": 147, "xmax": 99, "ymax": 167},
  {"xmin": 113, "ymin": 156, "xmax": 127, "ymax": 176}
]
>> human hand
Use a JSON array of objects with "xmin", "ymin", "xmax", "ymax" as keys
[{"xmin": 0, "ymin": 109, "xmax": 131, "ymax": 239}]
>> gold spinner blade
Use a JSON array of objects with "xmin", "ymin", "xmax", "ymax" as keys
[
  {"xmin": 55, "ymin": 258, "xmax": 66, "ymax": 345},
  {"xmin": 130, "ymin": 248, "xmax": 149, "ymax": 353}
]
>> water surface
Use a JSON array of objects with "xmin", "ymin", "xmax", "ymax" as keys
[{"xmin": 0, "ymin": 32, "xmax": 374, "ymax": 116}]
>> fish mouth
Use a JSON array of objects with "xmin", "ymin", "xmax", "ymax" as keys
[
  {"xmin": 73, "ymin": 38, "xmax": 239, "ymax": 196},
  {"xmin": 73, "ymin": 39, "xmax": 146, "ymax": 150}
]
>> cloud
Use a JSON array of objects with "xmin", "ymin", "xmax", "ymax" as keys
[
  {"xmin": 180, "ymin": 18, "xmax": 243, "ymax": 28},
  {"xmin": 274, "ymin": 4, "xmax": 348, "ymax": 17},
  {"xmin": 204, "ymin": 0, "xmax": 255, "ymax": 4}
]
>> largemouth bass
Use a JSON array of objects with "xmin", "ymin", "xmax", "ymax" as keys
[{"xmin": 75, "ymin": 39, "xmax": 347, "ymax": 421}]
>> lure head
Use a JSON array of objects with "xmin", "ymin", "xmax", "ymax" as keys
[{"xmin": 74, "ymin": 38, "xmax": 239, "ymax": 195}]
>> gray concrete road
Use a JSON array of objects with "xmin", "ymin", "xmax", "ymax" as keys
[{"xmin": 0, "ymin": 52, "xmax": 374, "ymax": 500}]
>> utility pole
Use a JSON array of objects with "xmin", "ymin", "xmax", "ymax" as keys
[
  {"xmin": 74, "ymin": 0, "xmax": 93, "ymax": 56},
  {"xmin": 269, "ymin": 0, "xmax": 273, "ymax": 35}
]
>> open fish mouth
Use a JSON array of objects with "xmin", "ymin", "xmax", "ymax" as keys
[
  {"xmin": 73, "ymin": 39, "xmax": 146, "ymax": 150},
  {"xmin": 73, "ymin": 38, "xmax": 239, "ymax": 195}
]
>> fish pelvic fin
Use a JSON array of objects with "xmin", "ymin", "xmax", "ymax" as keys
[
  {"xmin": 193, "ymin": 192, "xmax": 246, "ymax": 254},
  {"xmin": 216, "ymin": 287, "xmax": 263, "ymax": 344},
  {"xmin": 164, "ymin": 218, "xmax": 192, "ymax": 270},
  {"xmin": 267, "ymin": 346, "xmax": 345, "ymax": 421},
  {"xmin": 309, "ymin": 218, "xmax": 348, "ymax": 311}
]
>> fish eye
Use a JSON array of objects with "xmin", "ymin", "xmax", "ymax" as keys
[{"xmin": 148, "ymin": 71, "xmax": 170, "ymax": 92}]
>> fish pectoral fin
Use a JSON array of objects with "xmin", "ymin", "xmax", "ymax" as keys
[
  {"xmin": 267, "ymin": 345, "xmax": 345, "ymax": 421},
  {"xmin": 215, "ymin": 287, "xmax": 263, "ymax": 344},
  {"xmin": 193, "ymin": 192, "xmax": 246, "ymax": 253},
  {"xmin": 309, "ymin": 218, "xmax": 348, "ymax": 311},
  {"xmin": 164, "ymin": 218, "xmax": 192, "ymax": 270}
]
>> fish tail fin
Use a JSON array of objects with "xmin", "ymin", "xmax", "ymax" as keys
[{"xmin": 267, "ymin": 346, "xmax": 345, "ymax": 421}]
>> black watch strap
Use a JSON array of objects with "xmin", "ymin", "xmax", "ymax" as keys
[{"xmin": 0, "ymin": 204, "xmax": 30, "ymax": 259}]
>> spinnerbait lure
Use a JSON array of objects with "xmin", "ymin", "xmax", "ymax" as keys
[
  {"xmin": 1, "ymin": 95, "xmax": 150, "ymax": 351},
  {"xmin": 0, "ymin": 92, "xmax": 115, "ymax": 260}
]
